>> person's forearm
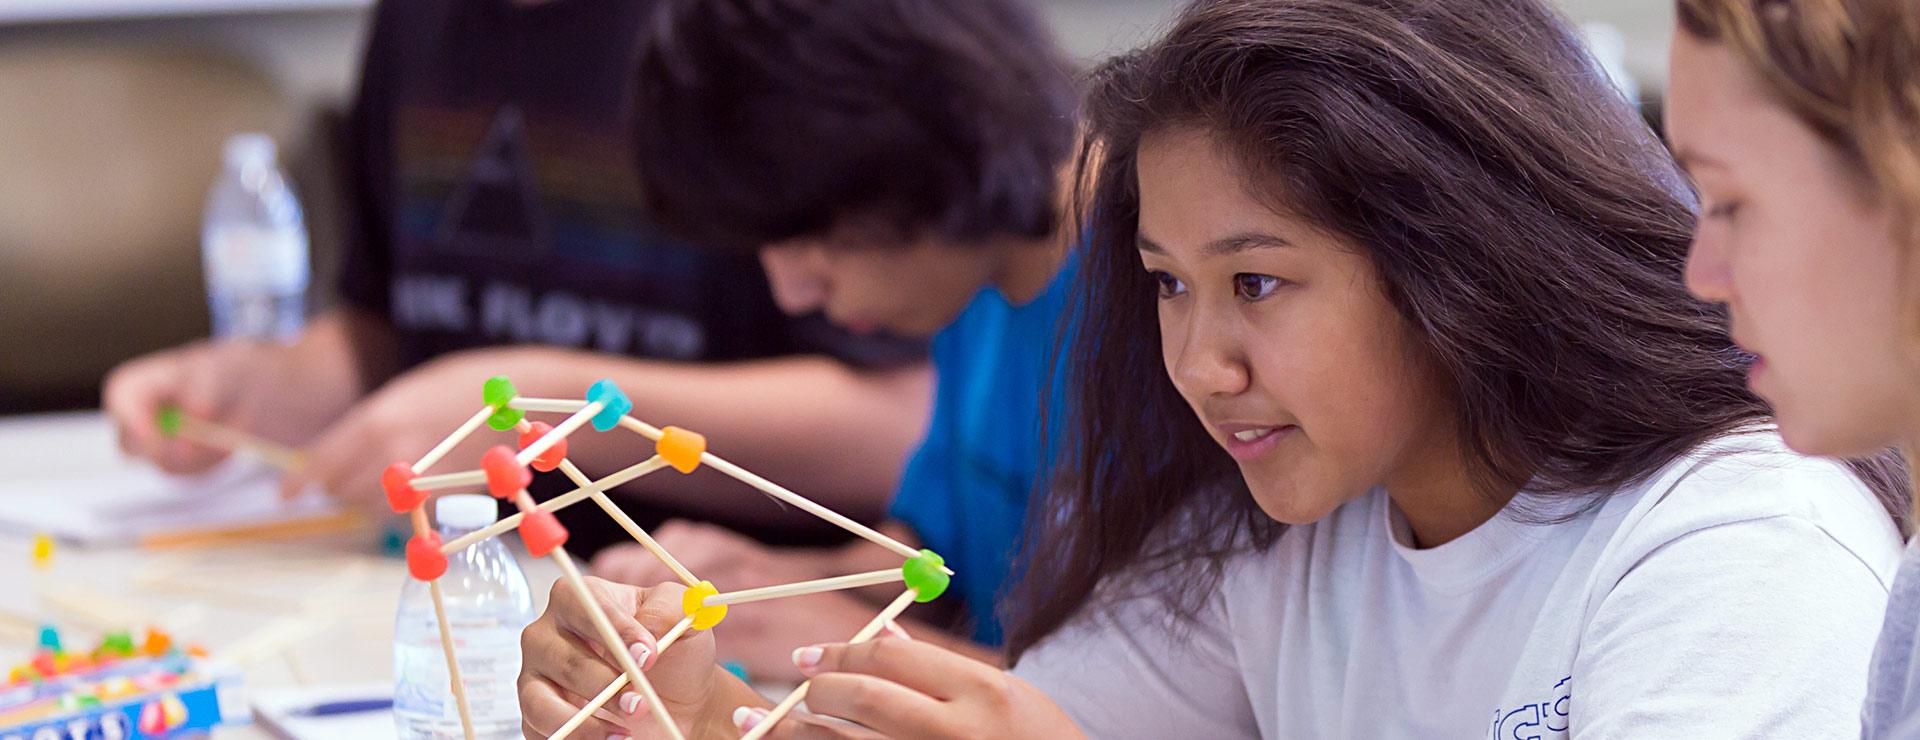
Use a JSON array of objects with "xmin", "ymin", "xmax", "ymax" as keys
[{"xmin": 444, "ymin": 346, "xmax": 931, "ymax": 525}]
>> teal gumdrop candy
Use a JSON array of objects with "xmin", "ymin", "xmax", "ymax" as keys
[
  {"xmin": 36, "ymin": 625, "xmax": 59, "ymax": 652},
  {"xmin": 901, "ymin": 549, "xmax": 950, "ymax": 603},
  {"xmin": 155, "ymin": 406, "xmax": 184, "ymax": 437},
  {"xmin": 585, "ymin": 379, "xmax": 631, "ymax": 432}
]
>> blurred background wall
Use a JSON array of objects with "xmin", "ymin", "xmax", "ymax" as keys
[{"xmin": 0, "ymin": 0, "xmax": 1674, "ymax": 414}]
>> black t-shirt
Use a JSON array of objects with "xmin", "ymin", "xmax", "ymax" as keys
[{"xmin": 337, "ymin": 0, "xmax": 921, "ymax": 369}]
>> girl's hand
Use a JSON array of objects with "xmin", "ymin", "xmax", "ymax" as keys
[
  {"xmin": 519, "ymin": 577, "xmax": 760, "ymax": 739},
  {"xmin": 738, "ymin": 638, "xmax": 1084, "ymax": 739}
]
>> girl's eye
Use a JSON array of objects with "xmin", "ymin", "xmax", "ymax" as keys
[
  {"xmin": 1704, "ymin": 199, "xmax": 1742, "ymax": 222},
  {"xmin": 1150, "ymin": 270, "xmax": 1187, "ymax": 299},
  {"xmin": 1233, "ymin": 273, "xmax": 1283, "ymax": 301}
]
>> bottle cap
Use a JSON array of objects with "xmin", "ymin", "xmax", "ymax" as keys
[
  {"xmin": 436, "ymin": 494, "xmax": 499, "ymax": 530},
  {"xmin": 222, "ymin": 133, "xmax": 277, "ymax": 169}
]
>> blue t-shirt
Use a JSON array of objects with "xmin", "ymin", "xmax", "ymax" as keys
[{"xmin": 890, "ymin": 252, "xmax": 1077, "ymax": 646}]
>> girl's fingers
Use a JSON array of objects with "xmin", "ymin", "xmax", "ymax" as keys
[
  {"xmin": 800, "ymin": 671, "xmax": 953, "ymax": 739},
  {"xmin": 794, "ymin": 637, "xmax": 985, "ymax": 700},
  {"xmin": 522, "ymin": 608, "xmax": 627, "ymax": 701},
  {"xmin": 742, "ymin": 708, "xmax": 890, "ymax": 740},
  {"xmin": 518, "ymin": 677, "xmax": 627, "ymax": 739}
]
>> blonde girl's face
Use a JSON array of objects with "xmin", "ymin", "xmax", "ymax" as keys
[
  {"xmin": 1666, "ymin": 31, "xmax": 1919, "ymax": 456},
  {"xmin": 1134, "ymin": 127, "xmax": 1457, "ymax": 527}
]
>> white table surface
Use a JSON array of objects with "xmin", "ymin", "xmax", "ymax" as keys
[{"xmin": 0, "ymin": 411, "xmax": 559, "ymax": 739}]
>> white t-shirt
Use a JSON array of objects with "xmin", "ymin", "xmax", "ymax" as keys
[{"xmin": 1013, "ymin": 433, "xmax": 1902, "ymax": 738}]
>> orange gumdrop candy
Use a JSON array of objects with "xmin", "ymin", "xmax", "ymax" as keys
[
  {"xmin": 518, "ymin": 510, "xmax": 569, "ymax": 558},
  {"xmin": 518, "ymin": 422, "xmax": 568, "ymax": 473},
  {"xmin": 657, "ymin": 426, "xmax": 706, "ymax": 474},
  {"xmin": 481, "ymin": 445, "xmax": 531, "ymax": 499}
]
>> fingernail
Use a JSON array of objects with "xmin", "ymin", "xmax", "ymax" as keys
[
  {"xmin": 610, "ymin": 735, "xmax": 631, "ymax": 740},
  {"xmin": 792, "ymin": 645, "xmax": 822, "ymax": 670},
  {"xmin": 620, "ymin": 691, "xmax": 641, "ymax": 715},
  {"xmin": 732, "ymin": 707, "xmax": 767, "ymax": 731},
  {"xmin": 629, "ymin": 642, "xmax": 652, "ymax": 667}
]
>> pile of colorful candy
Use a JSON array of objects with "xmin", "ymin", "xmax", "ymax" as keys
[{"xmin": 0, "ymin": 625, "xmax": 233, "ymax": 739}]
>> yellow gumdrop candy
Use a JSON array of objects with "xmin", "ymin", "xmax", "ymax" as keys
[
  {"xmin": 30, "ymin": 534, "xmax": 53, "ymax": 569},
  {"xmin": 657, "ymin": 426, "xmax": 706, "ymax": 474},
  {"xmin": 681, "ymin": 580, "xmax": 728, "ymax": 630}
]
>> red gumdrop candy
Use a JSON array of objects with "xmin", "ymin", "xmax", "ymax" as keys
[
  {"xmin": 407, "ymin": 533, "xmax": 448, "ymax": 580},
  {"xmin": 481, "ymin": 445, "xmax": 531, "ymax": 499},
  {"xmin": 29, "ymin": 651, "xmax": 56, "ymax": 678},
  {"xmin": 518, "ymin": 422, "xmax": 568, "ymax": 473},
  {"xmin": 139, "ymin": 701, "xmax": 166, "ymax": 734},
  {"xmin": 382, "ymin": 462, "xmax": 425, "ymax": 513},
  {"xmin": 519, "ymin": 510, "xmax": 569, "ymax": 558}
]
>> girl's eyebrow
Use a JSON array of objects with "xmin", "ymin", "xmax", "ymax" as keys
[
  {"xmin": 1136, "ymin": 232, "xmax": 1292, "ymax": 255},
  {"xmin": 1672, "ymin": 144, "xmax": 1728, "ymax": 176},
  {"xmin": 1209, "ymin": 232, "xmax": 1293, "ymax": 255}
]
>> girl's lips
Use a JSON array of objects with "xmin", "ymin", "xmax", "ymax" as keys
[{"xmin": 1221, "ymin": 425, "xmax": 1296, "ymax": 461}]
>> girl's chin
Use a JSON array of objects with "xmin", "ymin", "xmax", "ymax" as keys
[{"xmin": 1245, "ymin": 480, "xmax": 1345, "ymax": 526}]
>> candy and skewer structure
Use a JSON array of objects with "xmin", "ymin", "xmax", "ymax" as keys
[
  {"xmin": 382, "ymin": 377, "xmax": 952, "ymax": 740},
  {"xmin": 154, "ymin": 406, "xmax": 306, "ymax": 472}
]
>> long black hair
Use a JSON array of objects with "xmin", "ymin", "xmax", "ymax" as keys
[{"xmin": 1005, "ymin": 0, "xmax": 1909, "ymax": 661}]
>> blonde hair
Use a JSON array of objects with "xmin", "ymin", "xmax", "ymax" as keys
[
  {"xmin": 1677, "ymin": 0, "xmax": 1920, "ymax": 236},
  {"xmin": 1677, "ymin": 0, "xmax": 1920, "ymax": 527}
]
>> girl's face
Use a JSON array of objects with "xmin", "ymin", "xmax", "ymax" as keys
[
  {"xmin": 1136, "ymin": 127, "xmax": 1458, "ymax": 526},
  {"xmin": 1667, "ymin": 32, "xmax": 1917, "ymax": 456}
]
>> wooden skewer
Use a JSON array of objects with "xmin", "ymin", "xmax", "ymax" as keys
[
  {"xmin": 416, "ymin": 406, "xmax": 495, "ymax": 474},
  {"xmin": 549, "ymin": 615, "xmax": 697, "ymax": 740},
  {"xmin": 430, "ymin": 580, "xmax": 478, "ymax": 740},
  {"xmin": 550, "ymin": 545, "xmax": 685, "ymax": 740},
  {"xmin": 508, "ymin": 397, "xmax": 590, "ymax": 413},
  {"xmin": 411, "ymin": 469, "xmax": 488, "ymax": 492},
  {"xmin": 615, "ymin": 416, "xmax": 939, "ymax": 568},
  {"xmin": 552, "ymin": 458, "xmax": 698, "ymax": 586},
  {"xmin": 437, "ymin": 457, "xmax": 671, "ymax": 555},
  {"xmin": 407, "ymin": 439, "xmax": 477, "ymax": 740},
  {"xmin": 518, "ymin": 401, "xmax": 605, "ymax": 467},
  {"xmin": 740, "ymin": 589, "xmax": 919, "ymax": 740},
  {"xmin": 163, "ymin": 411, "xmax": 306, "ymax": 471},
  {"xmin": 703, "ymin": 569, "xmax": 904, "ymax": 608}
]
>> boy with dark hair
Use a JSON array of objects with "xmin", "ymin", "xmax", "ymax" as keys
[
  {"xmin": 102, "ymin": 0, "xmax": 932, "ymax": 554},
  {"xmin": 566, "ymin": 0, "xmax": 1080, "ymax": 702}
]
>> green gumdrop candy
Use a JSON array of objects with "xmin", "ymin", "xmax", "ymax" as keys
[
  {"xmin": 481, "ymin": 375, "xmax": 518, "ymax": 409},
  {"xmin": 102, "ymin": 631, "xmax": 135, "ymax": 656},
  {"xmin": 155, "ymin": 406, "xmax": 184, "ymax": 437},
  {"xmin": 486, "ymin": 406, "xmax": 525, "ymax": 432},
  {"xmin": 901, "ymin": 549, "xmax": 950, "ymax": 603}
]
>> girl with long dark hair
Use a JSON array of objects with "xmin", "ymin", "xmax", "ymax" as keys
[{"xmin": 519, "ymin": 0, "xmax": 1909, "ymax": 736}]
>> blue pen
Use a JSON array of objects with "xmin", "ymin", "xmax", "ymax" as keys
[{"xmin": 287, "ymin": 698, "xmax": 393, "ymax": 717}]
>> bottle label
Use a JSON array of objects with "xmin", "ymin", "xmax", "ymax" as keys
[
  {"xmin": 394, "ymin": 614, "xmax": 524, "ymax": 738},
  {"xmin": 203, "ymin": 224, "xmax": 310, "ymax": 294}
]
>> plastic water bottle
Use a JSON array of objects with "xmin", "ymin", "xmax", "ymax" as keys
[
  {"xmin": 202, "ymin": 133, "xmax": 310, "ymax": 341},
  {"xmin": 394, "ymin": 495, "xmax": 535, "ymax": 739}
]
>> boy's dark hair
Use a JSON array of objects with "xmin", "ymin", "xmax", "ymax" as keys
[{"xmin": 629, "ymin": 0, "xmax": 1078, "ymax": 251}]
